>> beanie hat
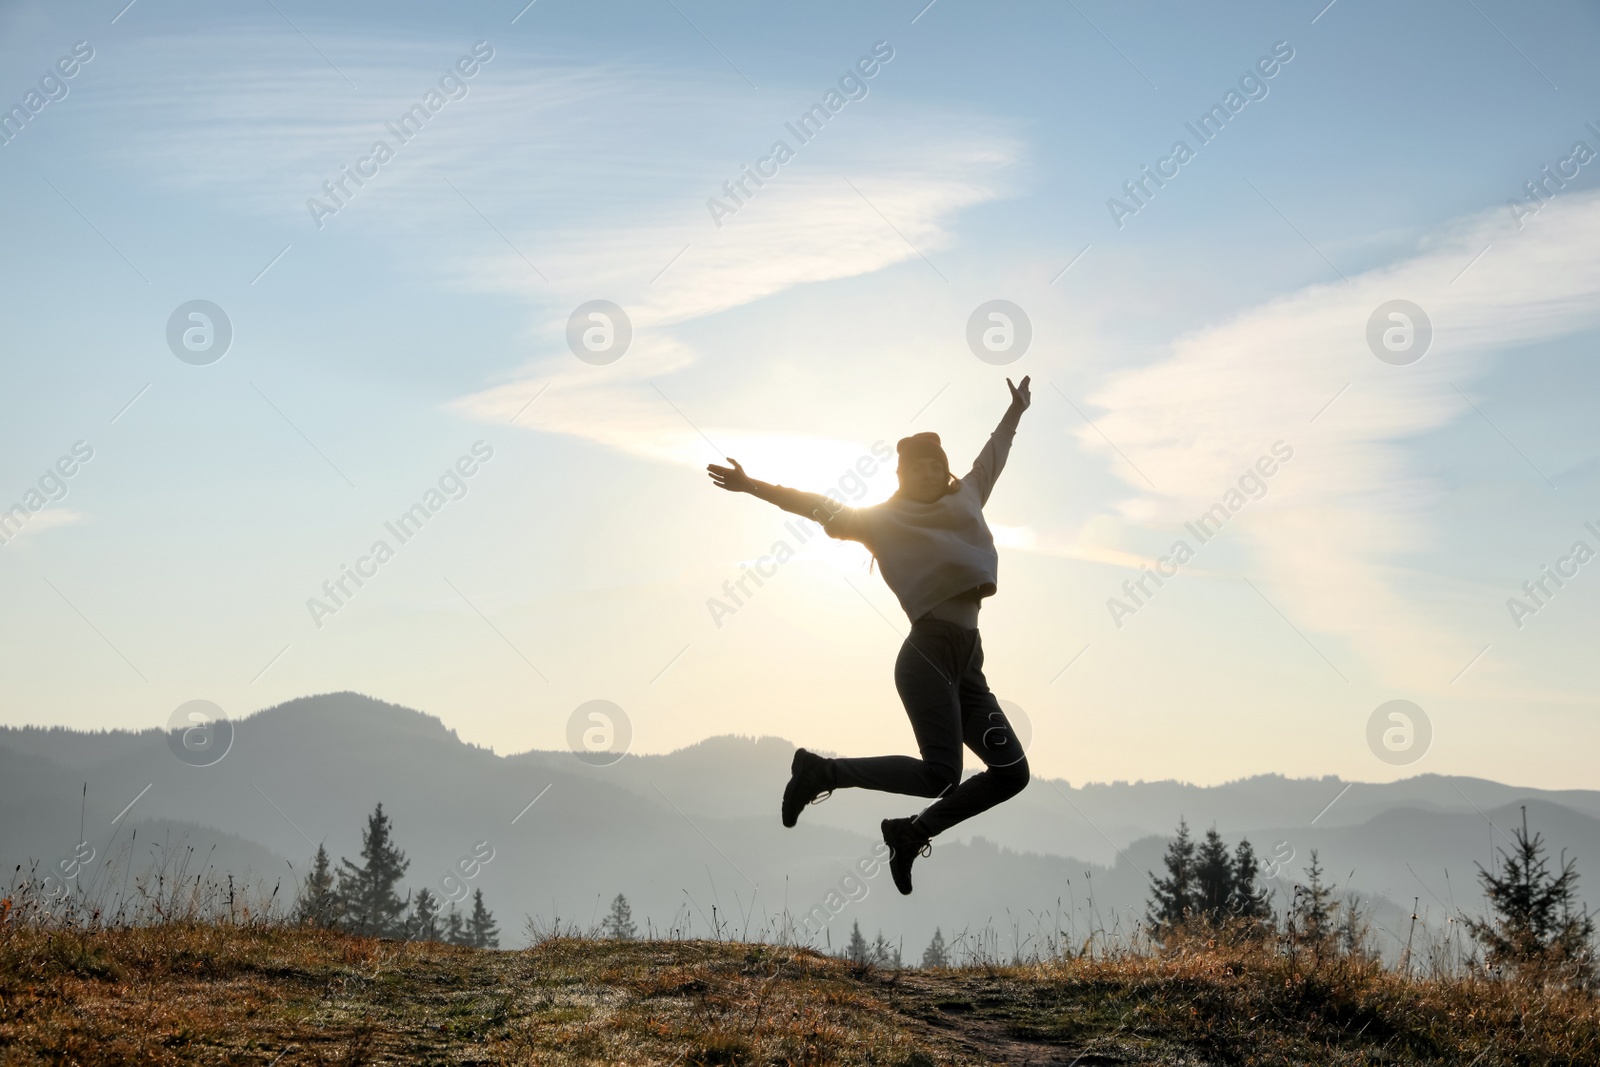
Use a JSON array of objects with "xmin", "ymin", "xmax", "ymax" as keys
[{"xmin": 896, "ymin": 432, "xmax": 949, "ymax": 471}]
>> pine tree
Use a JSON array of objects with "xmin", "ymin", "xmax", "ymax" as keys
[
  {"xmin": 921, "ymin": 927, "xmax": 950, "ymax": 968},
  {"xmin": 869, "ymin": 930, "xmax": 901, "ymax": 968},
  {"xmin": 845, "ymin": 919, "xmax": 870, "ymax": 964},
  {"xmin": 1466, "ymin": 806, "xmax": 1596, "ymax": 989},
  {"xmin": 1146, "ymin": 817, "xmax": 1196, "ymax": 938},
  {"xmin": 1338, "ymin": 891, "xmax": 1371, "ymax": 959},
  {"xmin": 466, "ymin": 888, "xmax": 500, "ymax": 949},
  {"xmin": 601, "ymin": 893, "xmax": 638, "ymax": 940},
  {"xmin": 1193, "ymin": 827, "xmax": 1234, "ymax": 923},
  {"xmin": 336, "ymin": 803, "xmax": 411, "ymax": 937},
  {"xmin": 1228, "ymin": 838, "xmax": 1273, "ymax": 923},
  {"xmin": 1292, "ymin": 850, "xmax": 1337, "ymax": 948},
  {"xmin": 444, "ymin": 905, "xmax": 466, "ymax": 946},
  {"xmin": 408, "ymin": 887, "xmax": 442, "ymax": 942},
  {"xmin": 294, "ymin": 844, "xmax": 340, "ymax": 928}
]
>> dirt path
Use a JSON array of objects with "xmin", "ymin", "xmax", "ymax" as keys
[{"xmin": 881, "ymin": 969, "xmax": 1146, "ymax": 1067}]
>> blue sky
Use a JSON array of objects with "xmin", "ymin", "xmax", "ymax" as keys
[{"xmin": 4, "ymin": 0, "xmax": 1600, "ymax": 788}]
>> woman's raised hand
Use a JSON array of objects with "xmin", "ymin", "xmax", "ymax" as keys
[
  {"xmin": 707, "ymin": 457, "xmax": 755, "ymax": 494},
  {"xmin": 1007, "ymin": 375, "xmax": 1032, "ymax": 411}
]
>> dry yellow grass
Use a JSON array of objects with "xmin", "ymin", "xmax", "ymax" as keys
[{"xmin": 2, "ymin": 919, "xmax": 1597, "ymax": 1065}]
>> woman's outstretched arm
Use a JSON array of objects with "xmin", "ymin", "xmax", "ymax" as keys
[
  {"xmin": 707, "ymin": 458, "xmax": 845, "ymax": 526},
  {"xmin": 965, "ymin": 375, "xmax": 1031, "ymax": 506}
]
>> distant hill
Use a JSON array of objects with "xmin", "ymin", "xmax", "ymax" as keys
[{"xmin": 5, "ymin": 691, "xmax": 1597, "ymax": 955}]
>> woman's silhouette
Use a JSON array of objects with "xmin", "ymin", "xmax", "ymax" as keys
[{"xmin": 706, "ymin": 377, "xmax": 1032, "ymax": 894}]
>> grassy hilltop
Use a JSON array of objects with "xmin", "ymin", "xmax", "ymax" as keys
[{"xmin": 3, "ymin": 921, "xmax": 1598, "ymax": 1066}]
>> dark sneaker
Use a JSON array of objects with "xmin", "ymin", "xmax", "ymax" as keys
[
  {"xmin": 882, "ymin": 816, "xmax": 932, "ymax": 895},
  {"xmin": 781, "ymin": 748, "xmax": 835, "ymax": 828}
]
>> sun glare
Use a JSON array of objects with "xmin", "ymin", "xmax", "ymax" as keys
[{"xmin": 713, "ymin": 432, "xmax": 898, "ymax": 505}]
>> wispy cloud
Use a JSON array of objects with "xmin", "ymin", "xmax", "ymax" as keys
[
  {"xmin": 448, "ymin": 153, "xmax": 1010, "ymax": 462},
  {"xmin": 0, "ymin": 508, "xmax": 88, "ymax": 545},
  {"xmin": 451, "ymin": 333, "xmax": 905, "ymax": 485},
  {"xmin": 1081, "ymin": 192, "xmax": 1600, "ymax": 690},
  {"xmin": 89, "ymin": 26, "xmax": 1022, "ymax": 470},
  {"xmin": 84, "ymin": 28, "xmax": 1019, "ymax": 324},
  {"xmin": 454, "ymin": 165, "xmax": 1004, "ymax": 329}
]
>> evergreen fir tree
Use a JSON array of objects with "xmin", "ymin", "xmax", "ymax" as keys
[
  {"xmin": 1146, "ymin": 817, "xmax": 1196, "ymax": 937},
  {"xmin": 466, "ymin": 887, "xmax": 500, "ymax": 949},
  {"xmin": 601, "ymin": 893, "xmax": 638, "ymax": 940},
  {"xmin": 1466, "ymin": 806, "xmax": 1596, "ymax": 989},
  {"xmin": 1228, "ymin": 838, "xmax": 1273, "ymax": 923},
  {"xmin": 921, "ymin": 927, "xmax": 950, "ymax": 968},
  {"xmin": 444, "ymin": 904, "xmax": 466, "ymax": 946},
  {"xmin": 1292, "ymin": 850, "xmax": 1337, "ymax": 948},
  {"xmin": 869, "ymin": 930, "xmax": 901, "ymax": 968},
  {"xmin": 408, "ymin": 887, "xmax": 442, "ymax": 942},
  {"xmin": 845, "ymin": 919, "xmax": 870, "ymax": 964},
  {"xmin": 1338, "ymin": 891, "xmax": 1371, "ymax": 959},
  {"xmin": 294, "ymin": 843, "xmax": 341, "ymax": 928},
  {"xmin": 336, "ymin": 803, "xmax": 411, "ymax": 937},
  {"xmin": 1193, "ymin": 827, "xmax": 1234, "ymax": 923}
]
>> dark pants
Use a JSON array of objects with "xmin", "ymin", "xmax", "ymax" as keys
[{"xmin": 831, "ymin": 618, "xmax": 1029, "ymax": 837}]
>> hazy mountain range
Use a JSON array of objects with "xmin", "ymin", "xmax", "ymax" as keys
[{"xmin": 4, "ymin": 692, "xmax": 1596, "ymax": 959}]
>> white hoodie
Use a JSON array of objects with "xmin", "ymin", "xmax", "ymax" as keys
[{"xmin": 822, "ymin": 407, "xmax": 1020, "ymax": 623}]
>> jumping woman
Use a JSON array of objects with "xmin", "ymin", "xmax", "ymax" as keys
[{"xmin": 706, "ymin": 377, "xmax": 1032, "ymax": 894}]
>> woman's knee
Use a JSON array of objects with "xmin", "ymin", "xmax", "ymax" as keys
[{"xmin": 993, "ymin": 755, "xmax": 1029, "ymax": 797}]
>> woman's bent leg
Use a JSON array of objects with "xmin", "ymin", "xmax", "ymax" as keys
[
  {"xmin": 912, "ymin": 631, "xmax": 1030, "ymax": 836},
  {"xmin": 830, "ymin": 620, "xmax": 965, "ymax": 799}
]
